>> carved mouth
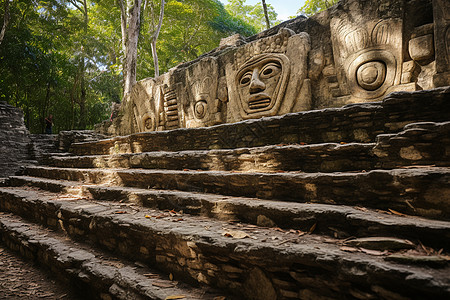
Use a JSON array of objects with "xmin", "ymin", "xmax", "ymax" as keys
[{"xmin": 248, "ymin": 93, "xmax": 271, "ymax": 110}]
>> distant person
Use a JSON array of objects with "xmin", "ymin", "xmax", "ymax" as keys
[{"xmin": 45, "ymin": 114, "xmax": 53, "ymax": 134}]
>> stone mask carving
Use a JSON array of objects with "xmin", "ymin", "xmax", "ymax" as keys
[
  {"xmin": 331, "ymin": 14, "xmax": 404, "ymax": 101},
  {"xmin": 236, "ymin": 53, "xmax": 290, "ymax": 115},
  {"xmin": 185, "ymin": 57, "xmax": 223, "ymax": 128},
  {"xmin": 226, "ymin": 28, "xmax": 311, "ymax": 122}
]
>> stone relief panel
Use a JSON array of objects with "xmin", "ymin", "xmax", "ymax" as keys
[
  {"xmin": 129, "ymin": 78, "xmax": 160, "ymax": 133},
  {"xmin": 184, "ymin": 57, "xmax": 226, "ymax": 128},
  {"xmin": 225, "ymin": 28, "xmax": 311, "ymax": 122},
  {"xmin": 100, "ymin": 0, "xmax": 445, "ymax": 137},
  {"xmin": 331, "ymin": 16, "xmax": 407, "ymax": 102}
]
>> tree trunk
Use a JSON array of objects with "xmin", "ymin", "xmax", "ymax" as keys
[
  {"xmin": 122, "ymin": 0, "xmax": 142, "ymax": 99},
  {"xmin": 0, "ymin": 0, "xmax": 11, "ymax": 46},
  {"xmin": 150, "ymin": 0, "xmax": 165, "ymax": 77},
  {"xmin": 262, "ymin": 0, "xmax": 270, "ymax": 30}
]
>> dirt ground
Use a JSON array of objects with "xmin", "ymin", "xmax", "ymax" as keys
[{"xmin": 0, "ymin": 242, "xmax": 83, "ymax": 300}]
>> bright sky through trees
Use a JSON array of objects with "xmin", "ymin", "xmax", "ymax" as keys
[{"xmin": 221, "ymin": 0, "xmax": 307, "ymax": 21}]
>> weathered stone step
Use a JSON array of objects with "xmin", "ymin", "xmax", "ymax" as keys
[
  {"xmin": 8, "ymin": 175, "xmax": 450, "ymax": 249},
  {"xmin": 46, "ymin": 143, "xmax": 376, "ymax": 172},
  {"xmin": 70, "ymin": 87, "xmax": 450, "ymax": 155},
  {"xmin": 0, "ymin": 212, "xmax": 228, "ymax": 300},
  {"xmin": 0, "ymin": 187, "xmax": 449, "ymax": 299},
  {"xmin": 374, "ymin": 121, "xmax": 450, "ymax": 168},
  {"xmin": 23, "ymin": 165, "xmax": 450, "ymax": 220}
]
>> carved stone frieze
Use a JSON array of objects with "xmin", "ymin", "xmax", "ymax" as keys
[
  {"xmin": 226, "ymin": 28, "xmax": 311, "ymax": 122},
  {"xmin": 331, "ymin": 15, "xmax": 405, "ymax": 101},
  {"xmin": 98, "ymin": 0, "xmax": 446, "ymax": 137},
  {"xmin": 184, "ymin": 57, "xmax": 224, "ymax": 128}
]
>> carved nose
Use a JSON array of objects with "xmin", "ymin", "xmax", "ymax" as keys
[{"xmin": 249, "ymin": 69, "xmax": 265, "ymax": 93}]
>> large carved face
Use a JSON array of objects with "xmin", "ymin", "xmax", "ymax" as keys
[{"xmin": 235, "ymin": 54, "xmax": 290, "ymax": 115}]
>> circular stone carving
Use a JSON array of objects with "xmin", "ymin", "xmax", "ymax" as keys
[
  {"xmin": 142, "ymin": 115, "xmax": 155, "ymax": 131},
  {"xmin": 194, "ymin": 100, "xmax": 207, "ymax": 119},
  {"xmin": 356, "ymin": 61, "xmax": 386, "ymax": 91},
  {"xmin": 347, "ymin": 50, "xmax": 397, "ymax": 99}
]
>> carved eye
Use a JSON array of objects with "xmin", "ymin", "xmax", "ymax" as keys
[
  {"xmin": 260, "ymin": 62, "xmax": 281, "ymax": 79},
  {"xmin": 240, "ymin": 73, "xmax": 252, "ymax": 86}
]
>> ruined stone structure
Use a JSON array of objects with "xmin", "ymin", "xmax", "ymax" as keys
[
  {"xmin": 97, "ymin": 0, "xmax": 449, "ymax": 136},
  {"xmin": 0, "ymin": 101, "xmax": 31, "ymax": 178},
  {"xmin": 1, "ymin": 0, "xmax": 449, "ymax": 299}
]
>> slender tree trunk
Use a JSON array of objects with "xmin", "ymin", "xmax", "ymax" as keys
[
  {"xmin": 122, "ymin": 0, "xmax": 142, "ymax": 99},
  {"xmin": 0, "ymin": 0, "xmax": 11, "ymax": 46},
  {"xmin": 262, "ymin": 0, "xmax": 270, "ymax": 30},
  {"xmin": 150, "ymin": 0, "xmax": 165, "ymax": 77}
]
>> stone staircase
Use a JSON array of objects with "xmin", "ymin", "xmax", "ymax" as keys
[
  {"xmin": 0, "ymin": 88, "xmax": 449, "ymax": 299},
  {"xmin": 29, "ymin": 134, "xmax": 60, "ymax": 163}
]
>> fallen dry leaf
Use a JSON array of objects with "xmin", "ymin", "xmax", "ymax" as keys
[
  {"xmin": 145, "ymin": 215, "xmax": 152, "ymax": 219},
  {"xmin": 169, "ymin": 273, "xmax": 174, "ymax": 281},
  {"xmin": 308, "ymin": 223, "xmax": 317, "ymax": 234},
  {"xmin": 388, "ymin": 209, "xmax": 408, "ymax": 217},
  {"xmin": 222, "ymin": 230, "xmax": 251, "ymax": 239},
  {"xmin": 114, "ymin": 211, "xmax": 127, "ymax": 214},
  {"xmin": 340, "ymin": 246, "xmax": 360, "ymax": 253},
  {"xmin": 213, "ymin": 296, "xmax": 227, "ymax": 300},
  {"xmin": 165, "ymin": 296, "xmax": 185, "ymax": 300}
]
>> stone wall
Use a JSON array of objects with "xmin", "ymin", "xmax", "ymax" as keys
[
  {"xmin": 96, "ymin": 0, "xmax": 448, "ymax": 136},
  {"xmin": 0, "ymin": 102, "xmax": 31, "ymax": 178}
]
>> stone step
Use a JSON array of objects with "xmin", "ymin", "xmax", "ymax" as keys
[
  {"xmin": 374, "ymin": 121, "xmax": 450, "ymax": 168},
  {"xmin": 0, "ymin": 187, "xmax": 449, "ymax": 299},
  {"xmin": 8, "ymin": 175, "xmax": 450, "ymax": 249},
  {"xmin": 70, "ymin": 88, "xmax": 450, "ymax": 155},
  {"xmin": 23, "ymin": 165, "xmax": 450, "ymax": 220},
  {"xmin": 45, "ymin": 121, "xmax": 450, "ymax": 172},
  {"xmin": 46, "ymin": 143, "xmax": 377, "ymax": 172},
  {"xmin": 0, "ymin": 212, "xmax": 228, "ymax": 300}
]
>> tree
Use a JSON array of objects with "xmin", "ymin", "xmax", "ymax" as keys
[
  {"xmin": 261, "ymin": 0, "xmax": 269, "ymax": 30},
  {"xmin": 119, "ymin": 0, "xmax": 142, "ymax": 99},
  {"xmin": 144, "ymin": 0, "xmax": 165, "ymax": 77},
  {"xmin": 298, "ymin": 0, "xmax": 338, "ymax": 16},
  {"xmin": 225, "ymin": 0, "xmax": 278, "ymax": 32},
  {"xmin": 0, "ymin": 0, "xmax": 11, "ymax": 46}
]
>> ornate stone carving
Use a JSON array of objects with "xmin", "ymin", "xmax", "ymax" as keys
[
  {"xmin": 103, "ymin": 0, "xmax": 445, "ymax": 137},
  {"xmin": 226, "ymin": 28, "xmax": 311, "ymax": 122},
  {"xmin": 331, "ymin": 16, "xmax": 404, "ymax": 101},
  {"xmin": 130, "ymin": 78, "xmax": 160, "ymax": 133},
  {"xmin": 185, "ymin": 57, "xmax": 224, "ymax": 128}
]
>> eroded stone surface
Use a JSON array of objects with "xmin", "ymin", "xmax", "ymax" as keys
[
  {"xmin": 1, "ymin": 189, "xmax": 449, "ymax": 299},
  {"xmin": 95, "ymin": 0, "xmax": 447, "ymax": 136}
]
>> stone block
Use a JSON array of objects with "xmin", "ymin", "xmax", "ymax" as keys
[{"xmin": 409, "ymin": 34, "xmax": 434, "ymax": 61}]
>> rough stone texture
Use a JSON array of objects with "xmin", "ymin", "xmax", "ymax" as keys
[
  {"xmin": 76, "ymin": 87, "xmax": 450, "ymax": 156},
  {"xmin": 1, "ymin": 79, "xmax": 450, "ymax": 299},
  {"xmin": 7, "ymin": 175, "xmax": 450, "ymax": 249},
  {"xmin": 58, "ymin": 130, "xmax": 107, "ymax": 152},
  {"xmin": 23, "ymin": 165, "xmax": 450, "ymax": 220},
  {"xmin": 0, "ymin": 188, "xmax": 449, "ymax": 299},
  {"xmin": 433, "ymin": 0, "xmax": 450, "ymax": 86},
  {"xmin": 29, "ymin": 134, "xmax": 59, "ymax": 163},
  {"xmin": 95, "ymin": 0, "xmax": 447, "ymax": 136},
  {"xmin": 0, "ymin": 101, "xmax": 31, "ymax": 178},
  {"xmin": 374, "ymin": 121, "xmax": 450, "ymax": 168},
  {"xmin": 49, "ymin": 143, "xmax": 377, "ymax": 173},
  {"xmin": 0, "ymin": 212, "xmax": 228, "ymax": 300}
]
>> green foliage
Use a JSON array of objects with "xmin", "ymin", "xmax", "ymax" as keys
[
  {"xmin": 298, "ymin": 0, "xmax": 339, "ymax": 17},
  {"xmin": 225, "ymin": 0, "xmax": 279, "ymax": 33},
  {"xmin": 0, "ymin": 0, "xmax": 257, "ymax": 133}
]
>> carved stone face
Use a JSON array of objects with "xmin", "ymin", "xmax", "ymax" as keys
[{"xmin": 236, "ymin": 54, "xmax": 289, "ymax": 115}]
